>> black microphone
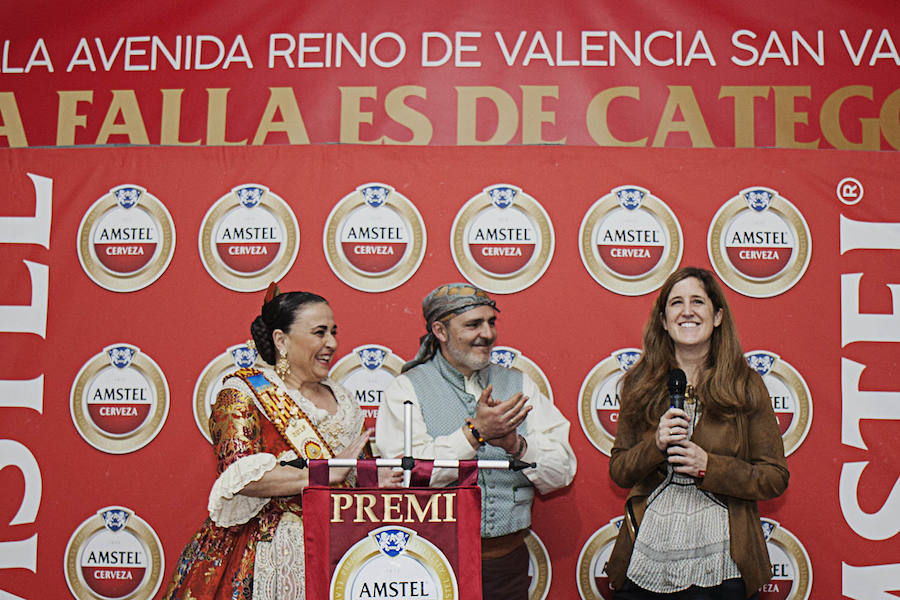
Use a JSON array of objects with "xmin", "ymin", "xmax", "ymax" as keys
[{"xmin": 667, "ymin": 368, "xmax": 687, "ymax": 410}]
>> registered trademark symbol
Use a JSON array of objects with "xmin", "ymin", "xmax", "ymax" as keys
[{"xmin": 837, "ymin": 177, "xmax": 863, "ymax": 205}]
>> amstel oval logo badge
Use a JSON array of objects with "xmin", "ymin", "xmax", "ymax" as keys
[
  {"xmin": 451, "ymin": 184, "xmax": 554, "ymax": 294},
  {"xmin": 324, "ymin": 183, "xmax": 427, "ymax": 292},
  {"xmin": 331, "ymin": 525, "xmax": 458, "ymax": 599},
  {"xmin": 199, "ymin": 184, "xmax": 300, "ymax": 292},
  {"xmin": 330, "ymin": 344, "xmax": 405, "ymax": 431},
  {"xmin": 77, "ymin": 185, "xmax": 175, "ymax": 292},
  {"xmin": 193, "ymin": 342, "xmax": 266, "ymax": 443},
  {"xmin": 580, "ymin": 186, "xmax": 683, "ymax": 296},
  {"xmin": 64, "ymin": 506, "xmax": 164, "ymax": 600},
  {"xmin": 490, "ymin": 346, "xmax": 554, "ymax": 402},
  {"xmin": 576, "ymin": 517, "xmax": 622, "ymax": 600},
  {"xmin": 708, "ymin": 187, "xmax": 811, "ymax": 298},
  {"xmin": 579, "ymin": 349, "xmax": 642, "ymax": 456},
  {"xmin": 746, "ymin": 351, "xmax": 812, "ymax": 457},
  {"xmin": 525, "ymin": 530, "xmax": 552, "ymax": 600},
  {"xmin": 70, "ymin": 344, "xmax": 169, "ymax": 454},
  {"xmin": 760, "ymin": 519, "xmax": 812, "ymax": 600}
]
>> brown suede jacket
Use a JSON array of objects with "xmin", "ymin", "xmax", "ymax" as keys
[{"xmin": 606, "ymin": 374, "xmax": 789, "ymax": 597}]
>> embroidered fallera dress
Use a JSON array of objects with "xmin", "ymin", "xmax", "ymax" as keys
[{"xmin": 161, "ymin": 369, "xmax": 362, "ymax": 600}]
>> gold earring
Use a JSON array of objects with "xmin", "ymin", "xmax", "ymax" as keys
[{"xmin": 275, "ymin": 349, "xmax": 290, "ymax": 379}]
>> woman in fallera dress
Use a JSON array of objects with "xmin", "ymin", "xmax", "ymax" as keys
[{"xmin": 162, "ymin": 285, "xmax": 400, "ymax": 600}]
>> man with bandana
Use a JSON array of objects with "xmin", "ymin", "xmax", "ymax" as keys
[{"xmin": 375, "ymin": 283, "xmax": 576, "ymax": 599}]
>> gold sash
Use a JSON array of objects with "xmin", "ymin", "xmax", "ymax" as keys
[{"xmin": 231, "ymin": 368, "xmax": 335, "ymax": 460}]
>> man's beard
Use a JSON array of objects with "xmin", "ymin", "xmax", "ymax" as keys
[{"xmin": 445, "ymin": 338, "xmax": 492, "ymax": 373}]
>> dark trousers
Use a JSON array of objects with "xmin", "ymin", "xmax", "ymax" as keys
[
  {"xmin": 482, "ymin": 542, "xmax": 530, "ymax": 600},
  {"xmin": 613, "ymin": 578, "xmax": 758, "ymax": 600}
]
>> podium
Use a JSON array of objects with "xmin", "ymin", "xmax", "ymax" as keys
[{"xmin": 302, "ymin": 459, "xmax": 484, "ymax": 600}]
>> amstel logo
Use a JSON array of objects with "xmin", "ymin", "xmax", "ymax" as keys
[
  {"xmin": 193, "ymin": 342, "xmax": 266, "ymax": 443},
  {"xmin": 330, "ymin": 344, "xmax": 405, "ymax": 431},
  {"xmin": 745, "ymin": 351, "xmax": 812, "ymax": 457},
  {"xmin": 331, "ymin": 525, "xmax": 457, "ymax": 599},
  {"xmin": 708, "ymin": 187, "xmax": 811, "ymax": 297},
  {"xmin": 451, "ymin": 184, "xmax": 554, "ymax": 294},
  {"xmin": 579, "ymin": 349, "xmax": 642, "ymax": 456},
  {"xmin": 525, "ymin": 530, "xmax": 552, "ymax": 600},
  {"xmin": 324, "ymin": 183, "xmax": 427, "ymax": 292},
  {"xmin": 760, "ymin": 519, "xmax": 812, "ymax": 600},
  {"xmin": 199, "ymin": 184, "xmax": 300, "ymax": 292},
  {"xmin": 580, "ymin": 186, "xmax": 682, "ymax": 296},
  {"xmin": 490, "ymin": 346, "xmax": 554, "ymax": 402},
  {"xmin": 576, "ymin": 517, "xmax": 622, "ymax": 600},
  {"xmin": 64, "ymin": 506, "xmax": 164, "ymax": 600},
  {"xmin": 77, "ymin": 185, "xmax": 175, "ymax": 292},
  {"xmin": 70, "ymin": 344, "xmax": 169, "ymax": 454}
]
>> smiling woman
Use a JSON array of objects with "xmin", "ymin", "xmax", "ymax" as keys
[
  {"xmin": 661, "ymin": 276, "xmax": 723, "ymax": 372},
  {"xmin": 606, "ymin": 267, "xmax": 789, "ymax": 600},
  {"xmin": 160, "ymin": 284, "xmax": 400, "ymax": 600},
  {"xmin": 271, "ymin": 300, "xmax": 340, "ymax": 411}
]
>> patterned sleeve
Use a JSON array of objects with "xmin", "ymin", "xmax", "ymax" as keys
[
  {"xmin": 207, "ymin": 385, "xmax": 277, "ymax": 527},
  {"xmin": 210, "ymin": 386, "xmax": 265, "ymax": 474}
]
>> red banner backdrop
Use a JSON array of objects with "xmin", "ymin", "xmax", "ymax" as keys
[
  {"xmin": 1, "ymin": 144, "xmax": 898, "ymax": 599},
  {"xmin": 1, "ymin": 0, "xmax": 898, "ymax": 149}
]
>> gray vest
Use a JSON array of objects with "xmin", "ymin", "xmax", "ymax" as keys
[{"xmin": 406, "ymin": 351, "xmax": 533, "ymax": 538}]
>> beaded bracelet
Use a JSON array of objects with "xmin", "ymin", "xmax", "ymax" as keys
[
  {"xmin": 465, "ymin": 420, "xmax": 485, "ymax": 446},
  {"xmin": 511, "ymin": 435, "xmax": 526, "ymax": 459}
]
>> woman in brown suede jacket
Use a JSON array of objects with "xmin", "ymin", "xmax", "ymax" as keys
[{"xmin": 607, "ymin": 267, "xmax": 789, "ymax": 599}]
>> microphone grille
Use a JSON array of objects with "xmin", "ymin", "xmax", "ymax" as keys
[{"xmin": 667, "ymin": 368, "xmax": 687, "ymax": 394}]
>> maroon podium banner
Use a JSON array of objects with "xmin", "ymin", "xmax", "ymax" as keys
[{"xmin": 303, "ymin": 462, "xmax": 483, "ymax": 600}]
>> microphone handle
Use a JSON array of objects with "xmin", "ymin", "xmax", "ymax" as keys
[{"xmin": 670, "ymin": 393, "xmax": 684, "ymax": 410}]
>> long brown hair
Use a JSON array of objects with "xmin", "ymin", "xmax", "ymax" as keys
[{"xmin": 619, "ymin": 267, "xmax": 761, "ymax": 426}]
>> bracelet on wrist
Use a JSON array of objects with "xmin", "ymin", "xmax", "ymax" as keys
[
  {"xmin": 511, "ymin": 434, "xmax": 526, "ymax": 459},
  {"xmin": 465, "ymin": 420, "xmax": 485, "ymax": 446}
]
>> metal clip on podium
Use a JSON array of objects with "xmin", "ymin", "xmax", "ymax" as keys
[{"xmin": 280, "ymin": 400, "xmax": 537, "ymax": 484}]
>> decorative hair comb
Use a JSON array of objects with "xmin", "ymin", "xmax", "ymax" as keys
[{"xmin": 264, "ymin": 281, "xmax": 281, "ymax": 304}]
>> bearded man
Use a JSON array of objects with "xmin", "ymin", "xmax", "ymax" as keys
[{"xmin": 375, "ymin": 283, "xmax": 576, "ymax": 599}]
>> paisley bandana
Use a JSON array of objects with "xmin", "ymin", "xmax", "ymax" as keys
[{"xmin": 402, "ymin": 283, "xmax": 498, "ymax": 373}]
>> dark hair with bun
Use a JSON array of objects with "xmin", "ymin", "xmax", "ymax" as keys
[{"xmin": 250, "ymin": 291, "xmax": 329, "ymax": 364}]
